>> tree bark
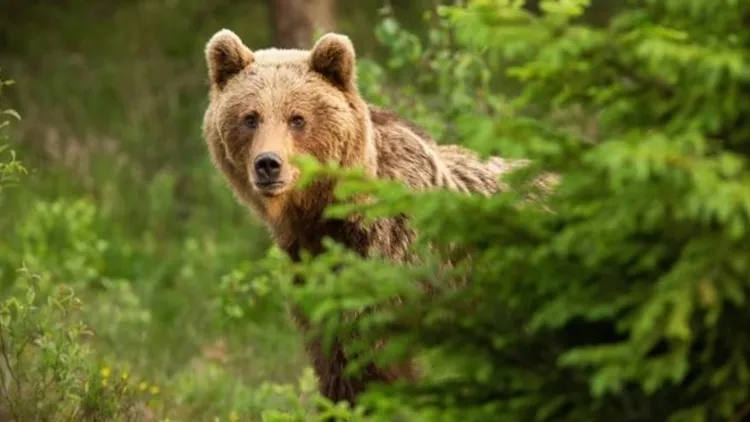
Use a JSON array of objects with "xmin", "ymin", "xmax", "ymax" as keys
[{"xmin": 270, "ymin": 0, "xmax": 336, "ymax": 49}]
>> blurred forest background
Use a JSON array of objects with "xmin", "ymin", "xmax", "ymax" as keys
[{"xmin": 2, "ymin": 0, "xmax": 749, "ymax": 421}]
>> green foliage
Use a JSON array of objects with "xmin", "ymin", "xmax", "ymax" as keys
[
  {"xmin": 0, "ymin": 271, "xmax": 153, "ymax": 421},
  {"xmin": 357, "ymin": 5, "xmax": 499, "ymax": 143},
  {"xmin": 261, "ymin": 1, "xmax": 750, "ymax": 421}
]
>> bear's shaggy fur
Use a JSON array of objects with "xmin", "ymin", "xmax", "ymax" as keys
[{"xmin": 201, "ymin": 29, "xmax": 523, "ymax": 404}]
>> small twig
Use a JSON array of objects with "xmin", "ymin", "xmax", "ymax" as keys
[
  {"xmin": 0, "ymin": 328, "xmax": 18, "ymax": 392},
  {"xmin": 0, "ymin": 329, "xmax": 20, "ymax": 421}
]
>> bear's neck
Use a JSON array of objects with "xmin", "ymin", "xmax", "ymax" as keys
[{"xmin": 281, "ymin": 215, "xmax": 372, "ymax": 263}]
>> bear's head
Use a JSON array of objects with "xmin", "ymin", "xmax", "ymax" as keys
[{"xmin": 202, "ymin": 29, "xmax": 377, "ymax": 240}]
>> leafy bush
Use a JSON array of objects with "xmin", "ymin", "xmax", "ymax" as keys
[{"xmin": 0, "ymin": 272, "xmax": 162, "ymax": 421}]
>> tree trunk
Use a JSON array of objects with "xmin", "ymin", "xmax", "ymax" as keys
[{"xmin": 270, "ymin": 0, "xmax": 336, "ymax": 49}]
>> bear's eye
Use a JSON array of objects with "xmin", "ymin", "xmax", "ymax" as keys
[
  {"xmin": 243, "ymin": 113, "xmax": 260, "ymax": 130},
  {"xmin": 289, "ymin": 115, "xmax": 306, "ymax": 130}
]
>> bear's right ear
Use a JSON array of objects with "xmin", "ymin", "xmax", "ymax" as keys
[{"xmin": 205, "ymin": 29, "xmax": 254, "ymax": 90}]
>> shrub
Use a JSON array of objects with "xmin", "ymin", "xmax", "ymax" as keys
[{"xmin": 0, "ymin": 271, "xmax": 160, "ymax": 421}]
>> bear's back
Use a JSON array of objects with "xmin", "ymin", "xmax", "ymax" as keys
[{"xmin": 368, "ymin": 106, "xmax": 504, "ymax": 196}]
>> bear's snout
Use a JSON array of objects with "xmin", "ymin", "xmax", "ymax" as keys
[
  {"xmin": 254, "ymin": 151, "xmax": 283, "ymax": 182},
  {"xmin": 252, "ymin": 151, "xmax": 290, "ymax": 196}
]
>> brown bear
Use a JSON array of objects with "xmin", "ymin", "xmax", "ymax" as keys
[{"xmin": 201, "ymin": 28, "xmax": 525, "ymax": 405}]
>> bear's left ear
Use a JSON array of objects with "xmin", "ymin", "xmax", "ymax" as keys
[
  {"xmin": 205, "ymin": 29, "xmax": 255, "ymax": 90},
  {"xmin": 309, "ymin": 33, "xmax": 356, "ymax": 91}
]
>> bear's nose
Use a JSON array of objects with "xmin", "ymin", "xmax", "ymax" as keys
[{"xmin": 254, "ymin": 152, "xmax": 283, "ymax": 182}]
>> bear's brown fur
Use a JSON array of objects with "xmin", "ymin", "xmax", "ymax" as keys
[{"xmin": 201, "ymin": 29, "xmax": 527, "ymax": 404}]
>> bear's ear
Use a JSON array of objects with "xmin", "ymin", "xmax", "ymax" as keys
[
  {"xmin": 205, "ymin": 29, "xmax": 254, "ymax": 90},
  {"xmin": 309, "ymin": 33, "xmax": 356, "ymax": 91}
]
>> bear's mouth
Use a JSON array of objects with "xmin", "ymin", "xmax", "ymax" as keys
[{"xmin": 255, "ymin": 181, "xmax": 288, "ymax": 197}]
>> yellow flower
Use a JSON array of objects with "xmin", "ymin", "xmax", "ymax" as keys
[
  {"xmin": 229, "ymin": 410, "xmax": 239, "ymax": 422},
  {"xmin": 100, "ymin": 367, "xmax": 111, "ymax": 378},
  {"xmin": 149, "ymin": 385, "xmax": 160, "ymax": 395},
  {"xmin": 120, "ymin": 371, "xmax": 129, "ymax": 381},
  {"xmin": 138, "ymin": 381, "xmax": 148, "ymax": 391}
]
